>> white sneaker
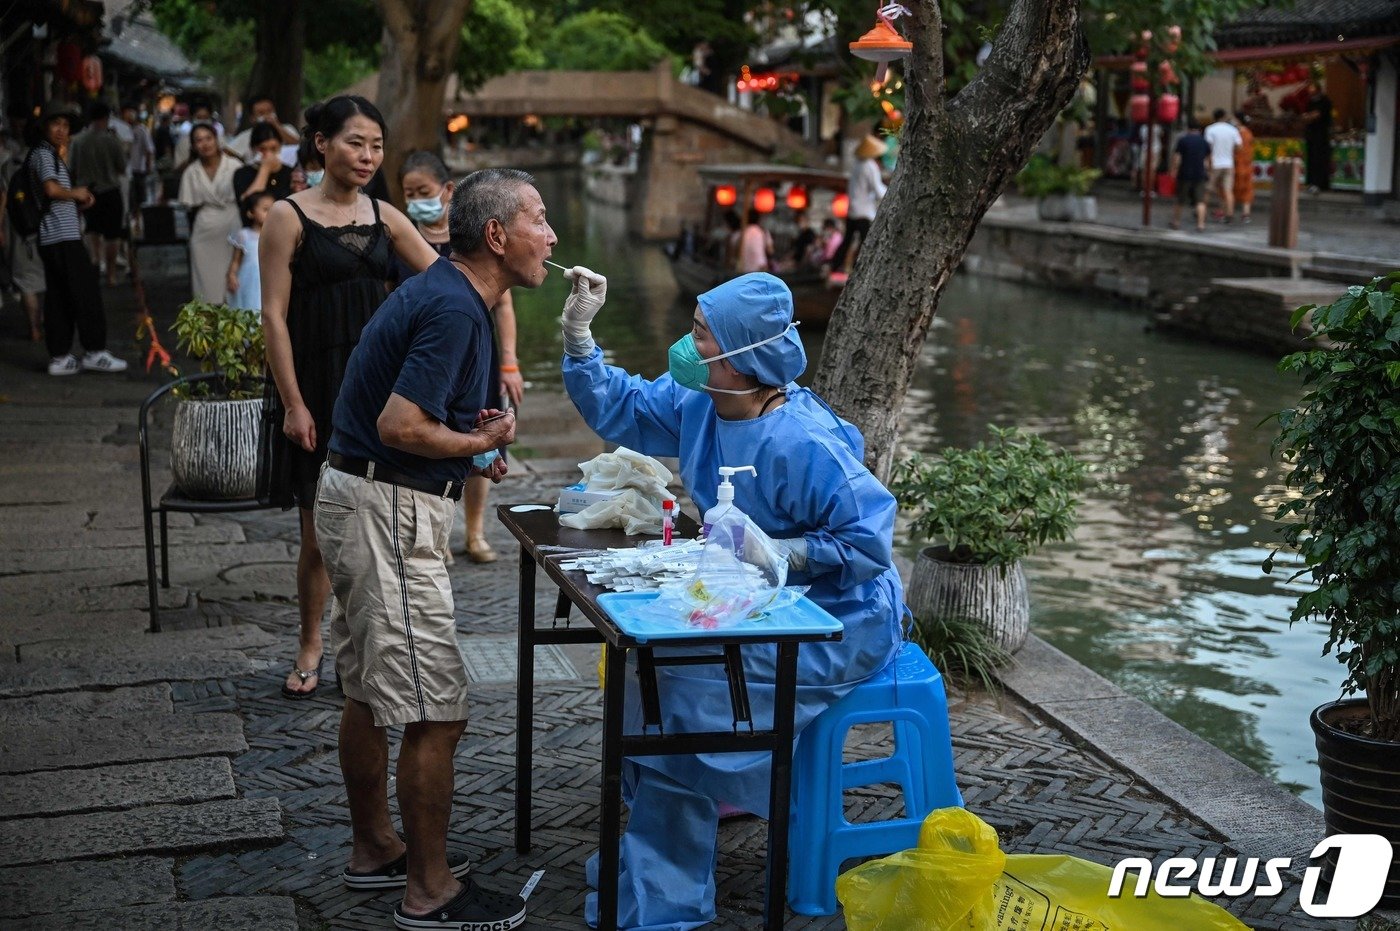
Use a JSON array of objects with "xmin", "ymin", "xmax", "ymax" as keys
[
  {"xmin": 48, "ymin": 354, "xmax": 80, "ymax": 376},
  {"xmin": 81, "ymin": 350, "xmax": 128, "ymax": 373}
]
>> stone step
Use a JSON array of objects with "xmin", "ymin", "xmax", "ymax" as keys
[
  {"xmin": 0, "ymin": 650, "xmax": 251, "ymax": 698},
  {"xmin": 0, "ymin": 577, "xmax": 191, "ymax": 618},
  {"xmin": 0, "ymin": 856, "xmax": 175, "ymax": 919},
  {"xmin": 21, "ymin": 623, "xmax": 275, "ymax": 662},
  {"xmin": 0, "ymin": 521, "xmax": 245, "ymax": 554},
  {"xmin": 2, "ymin": 540, "xmax": 295, "ymax": 579},
  {"xmin": 17, "ymin": 894, "xmax": 297, "ymax": 930},
  {"xmin": 0, "ymin": 684, "xmax": 172, "ymax": 724},
  {"xmin": 0, "ymin": 710, "xmax": 246, "ymax": 773},
  {"xmin": 0, "ymin": 797, "xmax": 284, "ymax": 867},
  {"xmin": 0, "ymin": 757, "xmax": 236, "ymax": 819},
  {"xmin": 0, "ymin": 609, "xmax": 153, "ymax": 650}
]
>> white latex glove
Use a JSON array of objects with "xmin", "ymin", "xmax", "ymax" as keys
[{"xmin": 562, "ymin": 265, "xmax": 608, "ymax": 357}]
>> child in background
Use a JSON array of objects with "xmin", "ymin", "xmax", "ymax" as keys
[{"xmin": 226, "ymin": 190, "xmax": 272, "ymax": 312}]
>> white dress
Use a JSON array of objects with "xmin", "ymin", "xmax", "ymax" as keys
[{"xmin": 177, "ymin": 155, "xmax": 241, "ymax": 303}]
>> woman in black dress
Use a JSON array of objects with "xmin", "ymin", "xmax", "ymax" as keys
[
  {"xmin": 233, "ymin": 122, "xmax": 293, "ymax": 218},
  {"xmin": 260, "ymin": 96, "xmax": 440, "ymax": 699}
]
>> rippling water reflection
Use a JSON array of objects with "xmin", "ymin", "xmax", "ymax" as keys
[{"xmin": 512, "ymin": 170, "xmax": 1337, "ymax": 805}]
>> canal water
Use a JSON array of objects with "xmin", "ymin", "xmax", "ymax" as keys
[{"xmin": 511, "ymin": 169, "xmax": 1336, "ymax": 805}]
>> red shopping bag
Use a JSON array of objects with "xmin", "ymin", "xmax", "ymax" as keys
[{"xmin": 1155, "ymin": 173, "xmax": 1176, "ymax": 197}]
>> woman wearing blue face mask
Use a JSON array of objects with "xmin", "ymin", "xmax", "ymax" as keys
[
  {"xmin": 391, "ymin": 151, "xmax": 525, "ymax": 564},
  {"xmin": 560, "ymin": 270, "xmax": 905, "ymax": 931}
]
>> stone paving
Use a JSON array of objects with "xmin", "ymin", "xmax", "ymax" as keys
[{"xmin": 0, "ymin": 252, "xmax": 1360, "ymax": 929}]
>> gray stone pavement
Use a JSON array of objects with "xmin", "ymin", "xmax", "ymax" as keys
[{"xmin": 0, "ymin": 251, "xmax": 1368, "ymax": 929}]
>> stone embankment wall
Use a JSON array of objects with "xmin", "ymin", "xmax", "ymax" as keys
[{"xmin": 960, "ymin": 215, "xmax": 1378, "ymax": 355}]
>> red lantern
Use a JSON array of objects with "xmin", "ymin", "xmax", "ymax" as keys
[
  {"xmin": 753, "ymin": 188, "xmax": 776, "ymax": 214},
  {"xmin": 1156, "ymin": 93, "xmax": 1180, "ymax": 123},
  {"xmin": 1158, "ymin": 60, "xmax": 1179, "ymax": 86},
  {"xmin": 1129, "ymin": 94, "xmax": 1150, "ymax": 123},
  {"xmin": 786, "ymin": 186, "xmax": 808, "ymax": 211},
  {"xmin": 1130, "ymin": 60, "xmax": 1148, "ymax": 75},
  {"xmin": 714, "ymin": 185, "xmax": 737, "ymax": 207},
  {"xmin": 1131, "ymin": 76, "xmax": 1150, "ymax": 92},
  {"xmin": 832, "ymin": 193, "xmax": 849, "ymax": 219},
  {"xmin": 81, "ymin": 55, "xmax": 104, "ymax": 94}
]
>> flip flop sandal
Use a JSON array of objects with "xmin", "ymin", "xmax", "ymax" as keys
[
  {"xmin": 344, "ymin": 851, "xmax": 472, "ymax": 890},
  {"xmin": 280, "ymin": 659, "xmax": 322, "ymax": 700}
]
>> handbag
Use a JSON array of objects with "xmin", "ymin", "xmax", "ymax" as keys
[{"xmin": 1154, "ymin": 173, "xmax": 1176, "ymax": 198}]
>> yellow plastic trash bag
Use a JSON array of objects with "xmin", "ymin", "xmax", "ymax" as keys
[{"xmin": 837, "ymin": 808, "xmax": 1249, "ymax": 931}]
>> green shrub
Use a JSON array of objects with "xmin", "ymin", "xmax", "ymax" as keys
[
  {"xmin": 1015, "ymin": 155, "xmax": 1101, "ymax": 197},
  {"xmin": 171, "ymin": 301, "xmax": 264, "ymax": 400},
  {"xmin": 891, "ymin": 426, "xmax": 1087, "ymax": 567},
  {"xmin": 1266, "ymin": 273, "xmax": 1400, "ymax": 740},
  {"xmin": 538, "ymin": 11, "xmax": 674, "ymax": 72},
  {"xmin": 912, "ymin": 611, "xmax": 1012, "ymax": 693}
]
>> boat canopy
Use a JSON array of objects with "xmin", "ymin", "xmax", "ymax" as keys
[{"xmin": 696, "ymin": 163, "xmax": 848, "ymax": 190}]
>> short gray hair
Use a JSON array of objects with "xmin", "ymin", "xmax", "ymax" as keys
[{"xmin": 449, "ymin": 168, "xmax": 537, "ymax": 256}]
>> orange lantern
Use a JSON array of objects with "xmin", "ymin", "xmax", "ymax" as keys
[
  {"xmin": 849, "ymin": 19, "xmax": 912, "ymax": 62},
  {"xmin": 832, "ymin": 193, "xmax": 850, "ymax": 219},
  {"xmin": 786, "ymin": 186, "xmax": 808, "ymax": 211},
  {"xmin": 714, "ymin": 185, "xmax": 737, "ymax": 207},
  {"xmin": 753, "ymin": 187, "xmax": 776, "ymax": 214}
]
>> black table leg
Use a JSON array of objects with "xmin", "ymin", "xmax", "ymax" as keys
[
  {"xmin": 764, "ymin": 642, "xmax": 800, "ymax": 929},
  {"xmin": 597, "ymin": 643, "xmax": 627, "ymax": 931},
  {"xmin": 515, "ymin": 544, "xmax": 536, "ymax": 854}
]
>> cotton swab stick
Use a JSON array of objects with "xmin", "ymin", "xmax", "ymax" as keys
[{"xmin": 544, "ymin": 260, "xmax": 570, "ymax": 272}]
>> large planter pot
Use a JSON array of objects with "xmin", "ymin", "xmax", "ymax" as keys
[
  {"xmin": 1037, "ymin": 194, "xmax": 1097, "ymax": 222},
  {"xmin": 170, "ymin": 397, "xmax": 263, "ymax": 500},
  {"xmin": 906, "ymin": 546, "xmax": 1031, "ymax": 653},
  {"xmin": 1312, "ymin": 698, "xmax": 1400, "ymax": 909}
]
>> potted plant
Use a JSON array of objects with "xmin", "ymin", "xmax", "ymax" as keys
[
  {"xmin": 166, "ymin": 301, "xmax": 265, "ymax": 500},
  {"xmin": 1265, "ymin": 273, "xmax": 1400, "ymax": 908},
  {"xmin": 1015, "ymin": 155, "xmax": 1101, "ymax": 222},
  {"xmin": 890, "ymin": 426, "xmax": 1086, "ymax": 653}
]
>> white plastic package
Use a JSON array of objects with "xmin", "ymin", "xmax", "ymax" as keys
[{"xmin": 557, "ymin": 448, "xmax": 673, "ymax": 535}]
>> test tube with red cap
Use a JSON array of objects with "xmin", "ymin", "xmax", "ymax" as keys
[{"xmin": 662, "ymin": 500, "xmax": 674, "ymax": 545}]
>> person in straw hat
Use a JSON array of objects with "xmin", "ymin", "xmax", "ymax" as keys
[{"xmin": 829, "ymin": 133, "xmax": 888, "ymax": 276}]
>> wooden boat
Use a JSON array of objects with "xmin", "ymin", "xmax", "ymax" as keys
[{"xmin": 666, "ymin": 164, "xmax": 849, "ymax": 326}]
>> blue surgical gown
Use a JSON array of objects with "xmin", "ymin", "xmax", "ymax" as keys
[{"xmin": 563, "ymin": 348, "xmax": 904, "ymax": 815}]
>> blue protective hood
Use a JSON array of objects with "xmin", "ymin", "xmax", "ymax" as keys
[{"xmin": 697, "ymin": 273, "xmax": 806, "ymax": 386}]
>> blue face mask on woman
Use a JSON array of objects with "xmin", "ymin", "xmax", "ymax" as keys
[
  {"xmin": 667, "ymin": 323, "xmax": 797, "ymax": 394},
  {"xmin": 406, "ymin": 196, "xmax": 445, "ymax": 225},
  {"xmin": 304, "ymin": 169, "xmax": 324, "ymax": 187}
]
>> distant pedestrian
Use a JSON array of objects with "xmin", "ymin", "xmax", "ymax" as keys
[
  {"xmin": 121, "ymin": 104, "xmax": 155, "ymax": 210},
  {"xmin": 737, "ymin": 212, "xmax": 772, "ymax": 274},
  {"xmin": 830, "ymin": 134, "xmax": 887, "ymax": 273},
  {"xmin": 1302, "ymin": 80, "xmax": 1332, "ymax": 193},
  {"xmin": 226, "ymin": 190, "xmax": 271, "ymax": 312},
  {"xmin": 228, "ymin": 93, "xmax": 300, "ymax": 162},
  {"xmin": 176, "ymin": 122, "xmax": 240, "ymax": 303},
  {"xmin": 29, "ymin": 101, "xmax": 127, "ymax": 375},
  {"xmin": 232, "ymin": 122, "xmax": 294, "ymax": 218},
  {"xmin": 316, "ymin": 167, "xmax": 546, "ymax": 930},
  {"xmin": 68, "ymin": 101, "xmax": 128, "ymax": 286},
  {"xmin": 3, "ymin": 119, "xmax": 45, "ymax": 342},
  {"xmin": 258, "ymin": 96, "xmax": 443, "ymax": 701},
  {"xmin": 1170, "ymin": 119, "xmax": 1210, "ymax": 232},
  {"xmin": 1232, "ymin": 112, "xmax": 1255, "ymax": 224},
  {"xmin": 1203, "ymin": 108, "xmax": 1241, "ymax": 223},
  {"xmin": 393, "ymin": 150, "xmax": 524, "ymax": 564}
]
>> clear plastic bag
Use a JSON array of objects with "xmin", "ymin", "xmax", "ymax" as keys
[{"xmin": 644, "ymin": 508, "xmax": 791, "ymax": 630}]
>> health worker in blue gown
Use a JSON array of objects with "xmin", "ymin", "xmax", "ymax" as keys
[{"xmin": 559, "ymin": 269, "xmax": 905, "ymax": 930}]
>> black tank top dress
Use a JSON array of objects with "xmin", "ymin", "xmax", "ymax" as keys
[{"xmin": 261, "ymin": 196, "xmax": 392, "ymax": 509}]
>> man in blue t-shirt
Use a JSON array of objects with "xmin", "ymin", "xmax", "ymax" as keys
[
  {"xmin": 1170, "ymin": 120, "xmax": 1212, "ymax": 232},
  {"xmin": 315, "ymin": 168, "xmax": 559, "ymax": 931}
]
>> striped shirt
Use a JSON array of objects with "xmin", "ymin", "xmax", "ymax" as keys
[{"xmin": 30, "ymin": 143, "xmax": 82, "ymax": 246}]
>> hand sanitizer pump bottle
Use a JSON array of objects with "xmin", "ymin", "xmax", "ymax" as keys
[{"xmin": 702, "ymin": 465, "xmax": 758, "ymax": 539}]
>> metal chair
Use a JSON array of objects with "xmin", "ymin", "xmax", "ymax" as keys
[{"xmin": 139, "ymin": 372, "xmax": 274, "ymax": 632}]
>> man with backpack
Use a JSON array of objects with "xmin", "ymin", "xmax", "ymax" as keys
[
  {"xmin": 3, "ymin": 114, "xmax": 46, "ymax": 342},
  {"xmin": 23, "ymin": 100, "xmax": 126, "ymax": 375}
]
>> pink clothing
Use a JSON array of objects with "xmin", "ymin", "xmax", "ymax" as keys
[
  {"xmin": 737, "ymin": 224, "xmax": 772, "ymax": 273},
  {"xmin": 820, "ymin": 232, "xmax": 843, "ymax": 263}
]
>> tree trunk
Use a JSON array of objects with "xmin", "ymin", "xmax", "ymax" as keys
[
  {"xmin": 246, "ymin": 0, "xmax": 307, "ymax": 129},
  {"xmin": 812, "ymin": 0, "xmax": 1089, "ymax": 482},
  {"xmin": 376, "ymin": 0, "xmax": 474, "ymax": 206}
]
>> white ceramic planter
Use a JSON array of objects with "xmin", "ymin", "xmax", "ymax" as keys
[
  {"xmin": 171, "ymin": 397, "xmax": 263, "ymax": 500},
  {"xmin": 906, "ymin": 546, "xmax": 1031, "ymax": 653}
]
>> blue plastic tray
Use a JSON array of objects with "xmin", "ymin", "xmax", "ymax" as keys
[{"xmin": 597, "ymin": 590, "xmax": 844, "ymax": 644}]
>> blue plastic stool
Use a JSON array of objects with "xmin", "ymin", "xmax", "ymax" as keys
[{"xmin": 786, "ymin": 641, "xmax": 963, "ymax": 916}]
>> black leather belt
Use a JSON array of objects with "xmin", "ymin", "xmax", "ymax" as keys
[{"xmin": 327, "ymin": 452, "xmax": 464, "ymax": 501}]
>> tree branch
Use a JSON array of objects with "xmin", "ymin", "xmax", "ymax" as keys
[
  {"xmin": 907, "ymin": 0, "xmax": 946, "ymax": 113},
  {"xmin": 954, "ymin": 0, "xmax": 1088, "ymax": 126}
]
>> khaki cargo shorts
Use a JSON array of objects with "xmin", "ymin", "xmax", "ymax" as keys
[
  {"xmin": 315, "ymin": 464, "xmax": 468, "ymax": 727},
  {"xmin": 1209, "ymin": 165, "xmax": 1234, "ymax": 192}
]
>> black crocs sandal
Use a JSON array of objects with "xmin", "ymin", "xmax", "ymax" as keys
[
  {"xmin": 280, "ymin": 657, "xmax": 322, "ymax": 700},
  {"xmin": 393, "ymin": 876, "xmax": 526, "ymax": 930},
  {"xmin": 343, "ymin": 851, "xmax": 472, "ymax": 890}
]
